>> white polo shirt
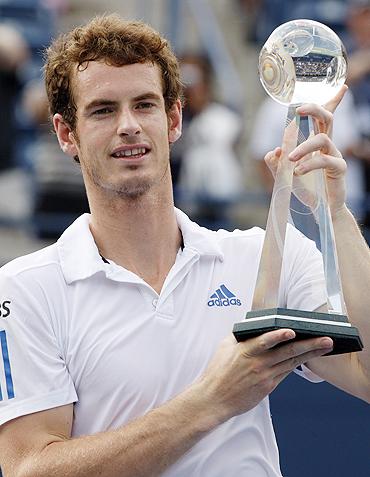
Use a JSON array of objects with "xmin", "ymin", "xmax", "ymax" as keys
[{"xmin": 0, "ymin": 209, "xmax": 325, "ymax": 477}]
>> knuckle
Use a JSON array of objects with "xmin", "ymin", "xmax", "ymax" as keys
[
  {"xmin": 264, "ymin": 151, "xmax": 273, "ymax": 161},
  {"xmin": 251, "ymin": 365, "xmax": 278, "ymax": 394},
  {"xmin": 317, "ymin": 132, "xmax": 329, "ymax": 142},
  {"xmin": 258, "ymin": 336, "xmax": 270, "ymax": 352},
  {"xmin": 324, "ymin": 135, "xmax": 333, "ymax": 148},
  {"xmin": 323, "ymin": 110, "xmax": 333, "ymax": 124},
  {"xmin": 304, "ymin": 102, "xmax": 316, "ymax": 111},
  {"xmin": 259, "ymin": 376, "xmax": 275, "ymax": 395},
  {"xmin": 249, "ymin": 359, "xmax": 263, "ymax": 376},
  {"xmin": 284, "ymin": 341, "xmax": 297, "ymax": 357},
  {"xmin": 288, "ymin": 355, "xmax": 301, "ymax": 369},
  {"xmin": 259, "ymin": 382, "xmax": 271, "ymax": 395}
]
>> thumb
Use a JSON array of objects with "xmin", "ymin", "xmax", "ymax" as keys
[
  {"xmin": 239, "ymin": 329, "xmax": 296, "ymax": 357},
  {"xmin": 264, "ymin": 147, "xmax": 282, "ymax": 178}
]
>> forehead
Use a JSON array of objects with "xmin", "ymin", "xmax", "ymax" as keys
[{"xmin": 72, "ymin": 61, "xmax": 164, "ymax": 107}]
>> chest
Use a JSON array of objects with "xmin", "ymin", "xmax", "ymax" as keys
[{"xmin": 62, "ymin": 257, "xmax": 258, "ymax": 432}]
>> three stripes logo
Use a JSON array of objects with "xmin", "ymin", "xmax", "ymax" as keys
[
  {"xmin": 0, "ymin": 330, "xmax": 14, "ymax": 401},
  {"xmin": 208, "ymin": 284, "xmax": 242, "ymax": 307}
]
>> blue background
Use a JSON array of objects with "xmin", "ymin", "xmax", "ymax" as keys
[{"xmin": 270, "ymin": 373, "xmax": 370, "ymax": 477}]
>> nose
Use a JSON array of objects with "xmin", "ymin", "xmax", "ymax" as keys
[{"xmin": 116, "ymin": 108, "xmax": 141, "ymax": 136}]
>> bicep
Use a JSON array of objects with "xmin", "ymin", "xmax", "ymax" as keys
[{"xmin": 0, "ymin": 404, "xmax": 73, "ymax": 476}]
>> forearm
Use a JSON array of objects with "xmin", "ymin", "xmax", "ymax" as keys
[
  {"xmin": 306, "ymin": 206, "xmax": 370, "ymax": 400},
  {"xmin": 333, "ymin": 206, "xmax": 370, "ymax": 389},
  {"xmin": 18, "ymin": 383, "xmax": 219, "ymax": 477}
]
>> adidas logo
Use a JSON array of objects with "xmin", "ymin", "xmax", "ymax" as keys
[{"xmin": 207, "ymin": 284, "xmax": 242, "ymax": 307}]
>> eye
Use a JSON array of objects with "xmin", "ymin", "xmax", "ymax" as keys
[
  {"xmin": 136, "ymin": 102, "xmax": 155, "ymax": 110},
  {"xmin": 92, "ymin": 107, "xmax": 113, "ymax": 116}
]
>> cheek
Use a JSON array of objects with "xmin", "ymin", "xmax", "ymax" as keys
[{"xmin": 79, "ymin": 129, "xmax": 108, "ymax": 155}]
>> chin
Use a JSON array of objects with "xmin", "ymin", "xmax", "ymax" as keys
[{"xmin": 102, "ymin": 178, "xmax": 153, "ymax": 200}]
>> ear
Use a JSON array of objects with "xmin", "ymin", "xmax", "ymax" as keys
[
  {"xmin": 168, "ymin": 99, "xmax": 182, "ymax": 144},
  {"xmin": 53, "ymin": 113, "xmax": 79, "ymax": 157}
]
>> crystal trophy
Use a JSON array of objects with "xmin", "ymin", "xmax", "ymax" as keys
[{"xmin": 233, "ymin": 19, "xmax": 363, "ymax": 355}]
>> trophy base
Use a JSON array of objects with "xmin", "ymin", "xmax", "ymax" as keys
[{"xmin": 233, "ymin": 308, "xmax": 363, "ymax": 356}]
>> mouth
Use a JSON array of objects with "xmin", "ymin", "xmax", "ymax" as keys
[{"xmin": 111, "ymin": 146, "xmax": 150, "ymax": 161}]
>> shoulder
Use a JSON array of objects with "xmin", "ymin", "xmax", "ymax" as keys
[
  {"xmin": 177, "ymin": 208, "xmax": 266, "ymax": 257},
  {"xmin": 0, "ymin": 214, "xmax": 91, "ymax": 284},
  {"xmin": 205, "ymin": 226, "xmax": 266, "ymax": 256},
  {"xmin": 0, "ymin": 243, "xmax": 64, "ymax": 289},
  {"xmin": 0, "ymin": 244, "xmax": 68, "ymax": 332},
  {"xmin": 212, "ymin": 226, "xmax": 265, "ymax": 241},
  {"xmin": 284, "ymin": 224, "xmax": 321, "ymax": 256}
]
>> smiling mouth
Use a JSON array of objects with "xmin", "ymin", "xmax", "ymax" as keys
[{"xmin": 111, "ymin": 147, "xmax": 149, "ymax": 159}]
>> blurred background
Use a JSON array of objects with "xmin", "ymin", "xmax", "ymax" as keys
[{"xmin": 0, "ymin": 1, "xmax": 369, "ymax": 476}]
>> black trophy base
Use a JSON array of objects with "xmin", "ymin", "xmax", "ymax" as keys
[{"xmin": 233, "ymin": 308, "xmax": 363, "ymax": 356}]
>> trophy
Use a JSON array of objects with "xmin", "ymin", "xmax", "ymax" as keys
[{"xmin": 233, "ymin": 19, "xmax": 363, "ymax": 355}]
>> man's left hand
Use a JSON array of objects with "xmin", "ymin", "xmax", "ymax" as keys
[{"xmin": 264, "ymin": 85, "xmax": 348, "ymax": 219}]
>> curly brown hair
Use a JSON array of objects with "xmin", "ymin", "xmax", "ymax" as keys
[{"xmin": 44, "ymin": 14, "xmax": 183, "ymax": 131}]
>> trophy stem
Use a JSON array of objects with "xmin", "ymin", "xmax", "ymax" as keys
[
  {"xmin": 252, "ymin": 106, "xmax": 300, "ymax": 310},
  {"xmin": 307, "ymin": 116, "xmax": 347, "ymax": 314}
]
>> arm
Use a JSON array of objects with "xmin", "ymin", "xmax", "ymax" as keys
[
  {"xmin": 270, "ymin": 87, "xmax": 370, "ymax": 402},
  {"xmin": 306, "ymin": 206, "xmax": 370, "ymax": 402},
  {"xmin": 0, "ymin": 331, "xmax": 332, "ymax": 477}
]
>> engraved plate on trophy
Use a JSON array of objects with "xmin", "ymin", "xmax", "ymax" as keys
[{"xmin": 233, "ymin": 19, "xmax": 363, "ymax": 355}]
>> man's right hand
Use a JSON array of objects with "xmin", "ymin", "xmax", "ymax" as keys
[{"xmin": 198, "ymin": 330, "xmax": 333, "ymax": 422}]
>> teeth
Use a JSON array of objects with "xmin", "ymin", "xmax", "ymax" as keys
[{"xmin": 114, "ymin": 147, "xmax": 146, "ymax": 157}]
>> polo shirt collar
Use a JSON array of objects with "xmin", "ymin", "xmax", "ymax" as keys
[
  {"xmin": 174, "ymin": 208, "xmax": 224, "ymax": 259},
  {"xmin": 58, "ymin": 209, "xmax": 224, "ymax": 284},
  {"xmin": 57, "ymin": 214, "xmax": 105, "ymax": 284}
]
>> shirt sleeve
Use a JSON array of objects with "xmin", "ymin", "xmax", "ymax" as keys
[
  {"xmin": 294, "ymin": 364, "xmax": 323, "ymax": 383},
  {"xmin": 0, "ymin": 269, "xmax": 77, "ymax": 426},
  {"xmin": 280, "ymin": 226, "xmax": 327, "ymax": 383},
  {"xmin": 280, "ymin": 225, "xmax": 327, "ymax": 312}
]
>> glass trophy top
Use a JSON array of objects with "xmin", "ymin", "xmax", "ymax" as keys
[{"xmin": 259, "ymin": 19, "xmax": 347, "ymax": 105}]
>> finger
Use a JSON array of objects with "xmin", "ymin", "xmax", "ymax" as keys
[
  {"xmin": 323, "ymin": 84, "xmax": 348, "ymax": 113},
  {"xmin": 271, "ymin": 369, "xmax": 291, "ymax": 388},
  {"xmin": 293, "ymin": 152, "xmax": 347, "ymax": 179},
  {"xmin": 288, "ymin": 133, "xmax": 341, "ymax": 163},
  {"xmin": 242, "ymin": 329, "xmax": 296, "ymax": 357},
  {"xmin": 296, "ymin": 85, "xmax": 347, "ymax": 119},
  {"xmin": 264, "ymin": 147, "xmax": 282, "ymax": 175},
  {"xmin": 268, "ymin": 336, "xmax": 333, "ymax": 367},
  {"xmin": 295, "ymin": 86, "xmax": 347, "ymax": 140},
  {"xmin": 296, "ymin": 104, "xmax": 333, "ymax": 135},
  {"xmin": 264, "ymin": 147, "xmax": 281, "ymax": 164},
  {"xmin": 272, "ymin": 343, "xmax": 333, "ymax": 378}
]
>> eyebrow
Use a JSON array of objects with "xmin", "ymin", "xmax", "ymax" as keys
[
  {"xmin": 83, "ymin": 92, "xmax": 163, "ymax": 113},
  {"xmin": 83, "ymin": 99, "xmax": 118, "ymax": 114},
  {"xmin": 133, "ymin": 92, "xmax": 163, "ymax": 102}
]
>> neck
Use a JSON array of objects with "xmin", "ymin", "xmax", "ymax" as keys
[{"xmin": 87, "ymin": 184, "xmax": 182, "ymax": 294}]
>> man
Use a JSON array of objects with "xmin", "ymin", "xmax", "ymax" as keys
[{"xmin": 0, "ymin": 14, "xmax": 369, "ymax": 477}]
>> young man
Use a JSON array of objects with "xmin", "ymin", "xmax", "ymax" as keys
[{"xmin": 0, "ymin": 14, "xmax": 369, "ymax": 477}]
